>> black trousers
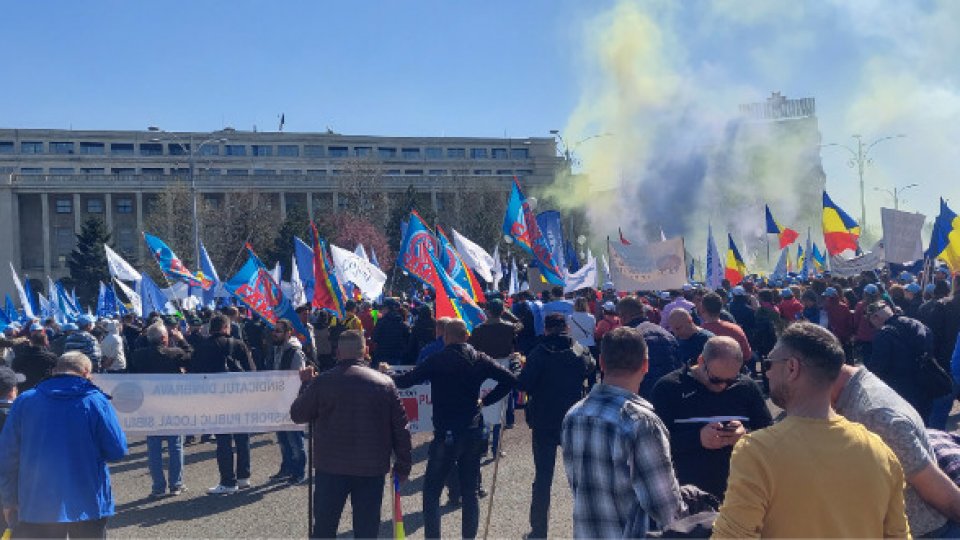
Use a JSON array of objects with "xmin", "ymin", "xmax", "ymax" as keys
[
  {"xmin": 13, "ymin": 518, "xmax": 108, "ymax": 539},
  {"xmin": 423, "ymin": 427, "xmax": 485, "ymax": 539},
  {"xmin": 311, "ymin": 471, "xmax": 385, "ymax": 539},
  {"xmin": 529, "ymin": 429, "xmax": 561, "ymax": 538}
]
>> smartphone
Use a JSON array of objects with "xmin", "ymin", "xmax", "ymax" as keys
[{"xmin": 720, "ymin": 422, "xmax": 739, "ymax": 432}]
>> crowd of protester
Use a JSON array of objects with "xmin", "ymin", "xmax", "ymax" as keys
[{"xmin": 1, "ymin": 260, "xmax": 960, "ymax": 538}]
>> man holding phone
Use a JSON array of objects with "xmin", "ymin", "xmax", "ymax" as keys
[{"xmin": 651, "ymin": 336, "xmax": 772, "ymax": 499}]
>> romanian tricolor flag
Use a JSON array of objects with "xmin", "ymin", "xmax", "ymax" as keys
[
  {"xmin": 765, "ymin": 205, "xmax": 799, "ymax": 249},
  {"xmin": 309, "ymin": 221, "xmax": 347, "ymax": 318},
  {"xmin": 724, "ymin": 234, "xmax": 747, "ymax": 285},
  {"xmin": 928, "ymin": 198, "xmax": 960, "ymax": 273},
  {"xmin": 822, "ymin": 191, "xmax": 861, "ymax": 256}
]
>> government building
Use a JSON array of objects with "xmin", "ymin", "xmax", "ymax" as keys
[{"xmin": 0, "ymin": 128, "xmax": 561, "ymax": 296}]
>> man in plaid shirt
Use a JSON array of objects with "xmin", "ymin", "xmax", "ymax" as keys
[{"xmin": 562, "ymin": 326, "xmax": 686, "ymax": 538}]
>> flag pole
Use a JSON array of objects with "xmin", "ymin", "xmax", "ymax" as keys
[{"xmin": 307, "ymin": 420, "xmax": 314, "ymax": 536}]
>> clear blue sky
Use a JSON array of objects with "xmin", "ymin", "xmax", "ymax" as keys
[{"xmin": 2, "ymin": 0, "xmax": 956, "ymax": 226}]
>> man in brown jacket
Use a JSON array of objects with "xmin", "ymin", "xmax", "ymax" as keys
[{"xmin": 290, "ymin": 330, "xmax": 412, "ymax": 539}]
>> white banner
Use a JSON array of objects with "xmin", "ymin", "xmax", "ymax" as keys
[
  {"xmin": 330, "ymin": 244, "xmax": 388, "ymax": 299},
  {"xmin": 829, "ymin": 241, "xmax": 885, "ymax": 277},
  {"xmin": 881, "ymin": 208, "xmax": 925, "ymax": 264},
  {"xmin": 92, "ymin": 372, "xmax": 303, "ymax": 436},
  {"xmin": 392, "ymin": 365, "xmax": 509, "ymax": 434},
  {"xmin": 564, "ymin": 253, "xmax": 598, "ymax": 293},
  {"xmin": 609, "ymin": 237, "xmax": 687, "ymax": 291}
]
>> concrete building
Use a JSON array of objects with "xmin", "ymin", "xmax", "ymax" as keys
[{"xmin": 0, "ymin": 128, "xmax": 561, "ymax": 299}]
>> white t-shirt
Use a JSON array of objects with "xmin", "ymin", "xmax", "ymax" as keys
[{"xmin": 568, "ymin": 312, "xmax": 596, "ymax": 347}]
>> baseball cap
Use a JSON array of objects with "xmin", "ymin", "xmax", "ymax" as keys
[
  {"xmin": 659, "ymin": 291, "xmax": 671, "ymax": 300},
  {"xmin": 924, "ymin": 283, "xmax": 936, "ymax": 295},
  {"xmin": 681, "ymin": 283, "xmax": 694, "ymax": 292},
  {"xmin": 864, "ymin": 284, "xmax": 879, "ymax": 296},
  {"xmin": 779, "ymin": 289, "xmax": 794, "ymax": 298},
  {"xmin": 76, "ymin": 314, "xmax": 95, "ymax": 327},
  {"xmin": 905, "ymin": 283, "xmax": 921, "ymax": 294},
  {"xmin": 822, "ymin": 287, "xmax": 839, "ymax": 298},
  {"xmin": 0, "ymin": 366, "xmax": 25, "ymax": 395},
  {"xmin": 62, "ymin": 323, "xmax": 79, "ymax": 332},
  {"xmin": 899, "ymin": 271, "xmax": 914, "ymax": 283},
  {"xmin": 602, "ymin": 301, "xmax": 616, "ymax": 312},
  {"xmin": 603, "ymin": 281, "xmax": 615, "ymax": 291},
  {"xmin": 731, "ymin": 286, "xmax": 746, "ymax": 296},
  {"xmin": 29, "ymin": 322, "xmax": 44, "ymax": 332}
]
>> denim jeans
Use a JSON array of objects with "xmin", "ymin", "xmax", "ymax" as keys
[
  {"xmin": 277, "ymin": 430, "xmax": 306, "ymax": 479},
  {"xmin": 215, "ymin": 433, "xmax": 251, "ymax": 487},
  {"xmin": 423, "ymin": 427, "xmax": 485, "ymax": 539},
  {"xmin": 146, "ymin": 435, "xmax": 183, "ymax": 493},
  {"xmin": 529, "ymin": 429, "xmax": 561, "ymax": 538},
  {"xmin": 311, "ymin": 471, "xmax": 385, "ymax": 539}
]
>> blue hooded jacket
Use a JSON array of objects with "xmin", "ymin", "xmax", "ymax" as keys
[{"xmin": 0, "ymin": 374, "xmax": 127, "ymax": 523}]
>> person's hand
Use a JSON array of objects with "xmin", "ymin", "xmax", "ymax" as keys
[
  {"xmin": 393, "ymin": 469, "xmax": 409, "ymax": 484},
  {"xmin": 3, "ymin": 505, "xmax": 17, "ymax": 527},
  {"xmin": 298, "ymin": 366, "xmax": 317, "ymax": 383},
  {"xmin": 379, "ymin": 363, "xmax": 392, "ymax": 374},
  {"xmin": 719, "ymin": 420, "xmax": 747, "ymax": 446},
  {"xmin": 700, "ymin": 423, "xmax": 729, "ymax": 450}
]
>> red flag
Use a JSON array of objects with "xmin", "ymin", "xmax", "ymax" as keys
[{"xmin": 619, "ymin": 227, "xmax": 632, "ymax": 246}]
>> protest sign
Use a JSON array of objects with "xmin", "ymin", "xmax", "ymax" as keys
[
  {"xmin": 881, "ymin": 208, "xmax": 925, "ymax": 264},
  {"xmin": 609, "ymin": 237, "xmax": 687, "ymax": 291},
  {"xmin": 392, "ymin": 366, "xmax": 508, "ymax": 433},
  {"xmin": 92, "ymin": 371, "xmax": 303, "ymax": 436}
]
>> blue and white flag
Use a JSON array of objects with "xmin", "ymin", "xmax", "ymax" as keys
[
  {"xmin": 771, "ymin": 247, "xmax": 788, "ymax": 280},
  {"xmin": 96, "ymin": 281, "xmax": 120, "ymax": 319},
  {"xmin": 293, "ymin": 236, "xmax": 315, "ymax": 301},
  {"xmin": 139, "ymin": 273, "xmax": 174, "ymax": 316},
  {"xmin": 536, "ymin": 210, "xmax": 566, "ymax": 278},
  {"xmin": 198, "ymin": 241, "xmax": 220, "ymax": 307},
  {"xmin": 705, "ymin": 225, "xmax": 724, "ymax": 290},
  {"xmin": 9, "ymin": 263, "xmax": 35, "ymax": 319}
]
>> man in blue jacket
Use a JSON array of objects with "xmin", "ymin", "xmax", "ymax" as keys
[{"xmin": 0, "ymin": 351, "xmax": 128, "ymax": 538}]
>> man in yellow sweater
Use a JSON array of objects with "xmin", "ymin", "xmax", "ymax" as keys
[{"xmin": 713, "ymin": 322, "xmax": 910, "ymax": 538}]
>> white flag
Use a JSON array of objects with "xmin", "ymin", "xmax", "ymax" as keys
[
  {"xmin": 104, "ymin": 244, "xmax": 141, "ymax": 282},
  {"xmin": 490, "ymin": 245, "xmax": 503, "ymax": 290},
  {"xmin": 9, "ymin": 262, "xmax": 35, "ymax": 319},
  {"xmin": 451, "ymin": 229, "xmax": 495, "ymax": 283},
  {"xmin": 660, "ymin": 228, "xmax": 667, "ymax": 242},
  {"xmin": 508, "ymin": 258, "xmax": 519, "ymax": 296},
  {"xmin": 565, "ymin": 253, "xmax": 598, "ymax": 294},
  {"xmin": 354, "ymin": 243, "xmax": 369, "ymax": 262},
  {"xmin": 705, "ymin": 225, "xmax": 724, "ymax": 290},
  {"xmin": 290, "ymin": 254, "xmax": 307, "ymax": 307},
  {"xmin": 331, "ymin": 244, "xmax": 387, "ymax": 299},
  {"xmin": 270, "ymin": 262, "xmax": 282, "ymax": 285},
  {"xmin": 113, "ymin": 277, "xmax": 142, "ymax": 317}
]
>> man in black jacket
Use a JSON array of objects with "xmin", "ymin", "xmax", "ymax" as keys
[
  {"xmin": 372, "ymin": 298, "xmax": 410, "ymax": 370},
  {"xmin": 516, "ymin": 313, "xmax": 595, "ymax": 539},
  {"xmin": 390, "ymin": 319, "xmax": 517, "ymax": 540},
  {"xmin": 650, "ymin": 336, "xmax": 771, "ymax": 499},
  {"xmin": 129, "ymin": 323, "xmax": 191, "ymax": 497},
  {"xmin": 11, "ymin": 326, "xmax": 57, "ymax": 393},
  {"xmin": 618, "ymin": 296, "xmax": 681, "ymax": 399},
  {"xmin": 190, "ymin": 314, "xmax": 256, "ymax": 495}
]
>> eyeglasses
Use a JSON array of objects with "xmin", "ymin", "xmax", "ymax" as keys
[
  {"xmin": 703, "ymin": 363, "xmax": 740, "ymax": 387},
  {"xmin": 761, "ymin": 356, "xmax": 791, "ymax": 372}
]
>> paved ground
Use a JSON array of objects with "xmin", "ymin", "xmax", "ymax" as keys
[{"xmin": 109, "ymin": 411, "xmax": 573, "ymax": 539}]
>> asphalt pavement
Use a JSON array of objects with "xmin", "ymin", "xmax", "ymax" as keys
[{"xmin": 108, "ymin": 411, "xmax": 574, "ymax": 539}]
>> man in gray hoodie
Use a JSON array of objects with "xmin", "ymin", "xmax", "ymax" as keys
[{"xmin": 268, "ymin": 319, "xmax": 307, "ymax": 485}]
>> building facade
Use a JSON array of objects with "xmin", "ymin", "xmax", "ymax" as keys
[{"xmin": 0, "ymin": 128, "xmax": 561, "ymax": 298}]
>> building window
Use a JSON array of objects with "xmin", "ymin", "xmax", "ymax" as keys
[
  {"xmin": 278, "ymin": 145, "xmax": 299, "ymax": 157},
  {"xmin": 428, "ymin": 169, "xmax": 447, "ymax": 175},
  {"xmin": 470, "ymin": 148, "xmax": 488, "ymax": 159},
  {"xmin": 168, "ymin": 143, "xmax": 190, "ymax": 155},
  {"xmin": 328, "ymin": 146, "xmax": 348, "ymax": 158},
  {"xmin": 55, "ymin": 227, "xmax": 75, "ymax": 256},
  {"xmin": 141, "ymin": 168, "xmax": 164, "ymax": 175},
  {"xmin": 21, "ymin": 141, "xmax": 43, "ymax": 154},
  {"xmin": 226, "ymin": 169, "xmax": 248, "ymax": 175},
  {"xmin": 116, "ymin": 198, "xmax": 133, "ymax": 214},
  {"xmin": 337, "ymin": 198, "xmax": 348, "ymax": 210},
  {"xmin": 56, "ymin": 198, "xmax": 73, "ymax": 214},
  {"xmin": 81, "ymin": 168, "xmax": 104, "ymax": 174},
  {"xmin": 225, "ymin": 145, "xmax": 247, "ymax": 156},
  {"xmin": 447, "ymin": 148, "xmax": 466, "ymax": 159},
  {"xmin": 402, "ymin": 148, "xmax": 421, "ymax": 160},
  {"xmin": 112, "ymin": 168, "xmax": 135, "ymax": 175},
  {"xmin": 111, "ymin": 143, "xmax": 134, "ymax": 155},
  {"xmin": 355, "ymin": 146, "xmax": 372, "ymax": 157},
  {"xmin": 404, "ymin": 169, "xmax": 423, "ymax": 175},
  {"xmin": 377, "ymin": 147, "xmax": 396, "ymax": 158},
  {"xmin": 199, "ymin": 144, "xmax": 219, "ymax": 156},
  {"xmin": 331, "ymin": 170, "xmax": 343, "ymax": 175},
  {"xmin": 251, "ymin": 145, "xmax": 273, "ymax": 157},
  {"xmin": 50, "ymin": 168, "xmax": 74, "ymax": 174},
  {"xmin": 80, "ymin": 142, "xmax": 105, "ymax": 155},
  {"xmin": 306, "ymin": 169, "xmax": 327, "ymax": 175},
  {"xmin": 86, "ymin": 199, "xmax": 104, "ymax": 213},
  {"xmin": 140, "ymin": 143, "xmax": 163, "ymax": 156},
  {"xmin": 425, "ymin": 147, "xmax": 443, "ymax": 159},
  {"xmin": 304, "ymin": 145, "xmax": 324, "ymax": 157},
  {"xmin": 117, "ymin": 227, "xmax": 135, "ymax": 254},
  {"xmin": 20, "ymin": 168, "xmax": 43, "ymax": 174},
  {"xmin": 451, "ymin": 169, "xmax": 469, "ymax": 175},
  {"xmin": 0, "ymin": 142, "xmax": 13, "ymax": 154},
  {"xmin": 491, "ymin": 148, "xmax": 508, "ymax": 160},
  {"xmin": 50, "ymin": 142, "xmax": 75, "ymax": 154},
  {"xmin": 385, "ymin": 169, "xmax": 400, "ymax": 175},
  {"xmin": 171, "ymin": 168, "xmax": 189, "ymax": 176},
  {"xmin": 516, "ymin": 169, "xmax": 533, "ymax": 177},
  {"xmin": 281, "ymin": 169, "xmax": 301, "ymax": 174},
  {"xmin": 474, "ymin": 169, "xmax": 492, "ymax": 175},
  {"xmin": 253, "ymin": 169, "xmax": 275, "ymax": 175},
  {"xmin": 200, "ymin": 168, "xmax": 221, "ymax": 175},
  {"xmin": 511, "ymin": 148, "xmax": 529, "ymax": 160},
  {"xmin": 496, "ymin": 169, "xmax": 513, "ymax": 175}
]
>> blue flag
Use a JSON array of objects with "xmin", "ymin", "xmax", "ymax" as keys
[
  {"xmin": 536, "ymin": 210, "xmax": 566, "ymax": 275},
  {"xmin": 225, "ymin": 254, "xmax": 313, "ymax": 345},
  {"xmin": 4, "ymin": 295, "xmax": 18, "ymax": 323},
  {"xmin": 55, "ymin": 282, "xmax": 80, "ymax": 322},
  {"xmin": 293, "ymin": 236, "xmax": 315, "ymax": 301},
  {"xmin": 503, "ymin": 181, "xmax": 565, "ymax": 285},
  {"xmin": 199, "ymin": 241, "xmax": 220, "ymax": 307},
  {"xmin": 564, "ymin": 241, "xmax": 581, "ymax": 274},
  {"xmin": 139, "ymin": 273, "xmax": 173, "ymax": 316}
]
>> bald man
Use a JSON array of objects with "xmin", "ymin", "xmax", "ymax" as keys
[
  {"xmin": 668, "ymin": 308, "xmax": 715, "ymax": 367},
  {"xmin": 650, "ymin": 336, "xmax": 771, "ymax": 499}
]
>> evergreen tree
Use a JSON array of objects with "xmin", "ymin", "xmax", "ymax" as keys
[
  {"xmin": 66, "ymin": 217, "xmax": 113, "ymax": 308},
  {"xmin": 265, "ymin": 205, "xmax": 309, "ymax": 280}
]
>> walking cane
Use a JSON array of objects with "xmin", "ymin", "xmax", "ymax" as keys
[
  {"xmin": 307, "ymin": 421, "xmax": 314, "ymax": 537},
  {"xmin": 481, "ymin": 393, "xmax": 510, "ymax": 540}
]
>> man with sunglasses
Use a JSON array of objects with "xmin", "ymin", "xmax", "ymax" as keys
[
  {"xmin": 651, "ymin": 336, "xmax": 771, "ymax": 500},
  {"xmin": 714, "ymin": 322, "xmax": 909, "ymax": 538}
]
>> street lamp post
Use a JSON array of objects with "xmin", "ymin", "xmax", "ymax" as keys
[
  {"xmin": 822, "ymin": 133, "xmax": 906, "ymax": 230},
  {"xmin": 549, "ymin": 130, "xmax": 613, "ymax": 168},
  {"xmin": 148, "ymin": 129, "xmax": 227, "ymax": 267},
  {"xmin": 874, "ymin": 183, "xmax": 919, "ymax": 210}
]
